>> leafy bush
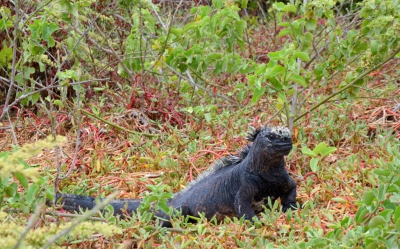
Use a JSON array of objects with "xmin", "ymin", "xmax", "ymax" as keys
[
  {"xmin": 348, "ymin": 140, "xmax": 400, "ymax": 248},
  {"xmin": 0, "ymin": 136, "xmax": 65, "ymax": 211}
]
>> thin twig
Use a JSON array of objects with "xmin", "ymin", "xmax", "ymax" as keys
[
  {"xmin": 2, "ymin": 79, "xmax": 108, "ymax": 113},
  {"xmin": 79, "ymin": 108, "xmax": 159, "ymax": 137},
  {"xmin": 294, "ymin": 45, "xmax": 400, "ymax": 123},
  {"xmin": 332, "ymin": 176, "xmax": 361, "ymax": 199},
  {"xmin": 265, "ymin": 107, "xmax": 285, "ymax": 125},
  {"xmin": 93, "ymin": 22, "xmax": 139, "ymax": 85},
  {"xmin": 0, "ymin": 0, "xmax": 20, "ymax": 122},
  {"xmin": 42, "ymin": 192, "xmax": 119, "ymax": 249},
  {"xmin": 0, "ymin": 125, "xmax": 23, "ymax": 130},
  {"xmin": 58, "ymin": 81, "xmax": 82, "ymax": 181},
  {"xmin": 186, "ymin": 67, "xmax": 237, "ymax": 104},
  {"xmin": 289, "ymin": 58, "xmax": 302, "ymax": 131},
  {"xmin": 6, "ymin": 112, "xmax": 18, "ymax": 144},
  {"xmin": 12, "ymin": 204, "xmax": 44, "ymax": 249},
  {"xmin": 165, "ymin": 227, "xmax": 275, "ymax": 240},
  {"xmin": 46, "ymin": 212, "xmax": 106, "ymax": 222}
]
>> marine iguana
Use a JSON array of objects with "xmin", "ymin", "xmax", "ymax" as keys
[{"xmin": 53, "ymin": 126, "xmax": 299, "ymax": 227}]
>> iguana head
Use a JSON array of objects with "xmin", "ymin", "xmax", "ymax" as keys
[{"xmin": 252, "ymin": 126, "xmax": 292, "ymax": 156}]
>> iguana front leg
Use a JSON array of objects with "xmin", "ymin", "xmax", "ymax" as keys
[
  {"xmin": 158, "ymin": 205, "xmax": 191, "ymax": 228},
  {"xmin": 280, "ymin": 179, "xmax": 298, "ymax": 212},
  {"xmin": 234, "ymin": 187, "xmax": 257, "ymax": 220}
]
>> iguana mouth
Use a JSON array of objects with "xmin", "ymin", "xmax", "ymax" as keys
[{"xmin": 276, "ymin": 143, "xmax": 292, "ymax": 150}]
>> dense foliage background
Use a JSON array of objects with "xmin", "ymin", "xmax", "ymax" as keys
[{"xmin": 0, "ymin": 0, "xmax": 399, "ymax": 248}]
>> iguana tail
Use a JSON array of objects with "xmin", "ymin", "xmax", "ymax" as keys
[{"xmin": 54, "ymin": 194, "xmax": 142, "ymax": 216}]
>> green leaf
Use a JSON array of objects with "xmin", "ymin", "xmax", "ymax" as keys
[
  {"xmin": 235, "ymin": 83, "xmax": 246, "ymax": 90},
  {"xmin": 212, "ymin": 0, "xmax": 223, "ymax": 9},
  {"xmin": 395, "ymin": 204, "xmax": 400, "ymax": 223},
  {"xmin": 282, "ymin": 4, "xmax": 296, "ymax": 13},
  {"xmin": 345, "ymin": 71, "xmax": 355, "ymax": 84},
  {"xmin": 29, "ymin": 43, "xmax": 45, "ymax": 56},
  {"xmin": 312, "ymin": 142, "xmax": 327, "ymax": 154},
  {"xmin": 269, "ymin": 77, "xmax": 282, "ymax": 90},
  {"xmin": 193, "ymin": 105, "xmax": 204, "ymax": 114},
  {"xmin": 0, "ymin": 45, "xmax": 12, "ymax": 65},
  {"xmin": 293, "ymin": 51, "xmax": 311, "ymax": 62},
  {"xmin": 169, "ymin": 28, "xmax": 183, "ymax": 39},
  {"xmin": 378, "ymin": 183, "xmax": 386, "ymax": 201},
  {"xmin": 53, "ymin": 100, "xmax": 64, "ymax": 108},
  {"xmin": 14, "ymin": 172, "xmax": 29, "ymax": 188},
  {"xmin": 363, "ymin": 191, "xmax": 376, "ymax": 206},
  {"xmin": 238, "ymin": 90, "xmax": 245, "ymax": 103},
  {"xmin": 205, "ymin": 105, "xmax": 217, "ymax": 112},
  {"xmin": 291, "ymin": 19, "xmax": 302, "ymax": 31},
  {"xmin": 301, "ymin": 147, "xmax": 316, "ymax": 157},
  {"xmin": 177, "ymin": 63, "xmax": 187, "ymax": 72},
  {"xmin": 42, "ymin": 22, "xmax": 58, "ymax": 47},
  {"xmin": 45, "ymin": 186, "xmax": 54, "ymax": 201},
  {"xmin": 378, "ymin": 209, "xmax": 393, "ymax": 220},
  {"xmin": 286, "ymin": 88, "xmax": 296, "ymax": 95},
  {"xmin": 331, "ymin": 197, "xmax": 347, "ymax": 204},
  {"xmin": 31, "ymin": 92, "xmax": 40, "ymax": 105},
  {"xmin": 362, "ymin": 191, "xmax": 377, "ymax": 207},
  {"xmin": 368, "ymin": 216, "xmax": 385, "ymax": 228},
  {"xmin": 277, "ymin": 91, "xmax": 286, "ymax": 104},
  {"xmin": 273, "ymin": 2, "xmax": 285, "ymax": 11},
  {"xmin": 278, "ymin": 28, "xmax": 292, "ymax": 37},
  {"xmin": 270, "ymin": 65, "xmax": 285, "ymax": 77},
  {"xmin": 5, "ymin": 184, "xmax": 17, "ymax": 197},
  {"xmin": 310, "ymin": 158, "xmax": 319, "ymax": 172},
  {"xmin": 240, "ymin": 0, "xmax": 248, "ymax": 8},
  {"xmin": 199, "ymin": 16, "xmax": 210, "ymax": 26},
  {"xmin": 288, "ymin": 74, "xmax": 307, "ymax": 87},
  {"xmin": 26, "ymin": 184, "xmax": 39, "ymax": 204},
  {"xmin": 213, "ymin": 59, "xmax": 223, "ymax": 75},
  {"xmin": 183, "ymin": 23, "xmax": 197, "ymax": 33},
  {"xmin": 320, "ymin": 147, "xmax": 337, "ymax": 157},
  {"xmin": 190, "ymin": 7, "xmax": 198, "ymax": 14},
  {"xmin": 373, "ymin": 169, "xmax": 390, "ymax": 177},
  {"xmin": 234, "ymin": 238, "xmax": 245, "ymax": 247},
  {"xmin": 0, "ymin": 18, "xmax": 13, "ymax": 31},
  {"xmin": 157, "ymin": 202, "xmax": 171, "ymax": 214},
  {"xmin": 276, "ymin": 96, "xmax": 284, "ymax": 110},
  {"xmin": 396, "ymin": 218, "xmax": 400, "ymax": 232},
  {"xmin": 301, "ymin": 32, "xmax": 313, "ymax": 50},
  {"xmin": 278, "ymin": 22, "xmax": 291, "ymax": 27},
  {"xmin": 268, "ymin": 52, "xmax": 281, "ymax": 61},
  {"xmin": 312, "ymin": 142, "xmax": 336, "ymax": 157},
  {"xmin": 355, "ymin": 207, "xmax": 369, "ymax": 223},
  {"xmin": 305, "ymin": 18, "xmax": 317, "ymax": 31},
  {"xmin": 235, "ymin": 20, "xmax": 247, "ymax": 37},
  {"xmin": 28, "ymin": 19, "xmax": 42, "ymax": 40},
  {"xmin": 204, "ymin": 113, "xmax": 212, "ymax": 122},
  {"xmin": 22, "ymin": 67, "xmax": 35, "ymax": 79},
  {"xmin": 251, "ymin": 87, "xmax": 265, "ymax": 104},
  {"xmin": 57, "ymin": 69, "xmax": 78, "ymax": 80},
  {"xmin": 144, "ymin": 195, "xmax": 158, "ymax": 204},
  {"xmin": 206, "ymin": 53, "xmax": 222, "ymax": 62},
  {"xmin": 366, "ymin": 242, "xmax": 378, "ymax": 249},
  {"xmin": 0, "ymin": 151, "xmax": 11, "ymax": 159},
  {"xmin": 346, "ymin": 29, "xmax": 359, "ymax": 44}
]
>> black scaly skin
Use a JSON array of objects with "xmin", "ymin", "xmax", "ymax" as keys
[{"xmin": 53, "ymin": 126, "xmax": 298, "ymax": 227}]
